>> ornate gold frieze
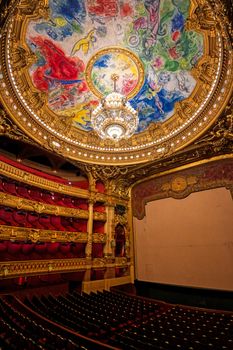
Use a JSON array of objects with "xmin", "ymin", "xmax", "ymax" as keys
[
  {"xmin": 0, "ymin": 157, "xmax": 123, "ymax": 208},
  {"xmin": 132, "ymin": 158, "xmax": 233, "ymax": 219},
  {"xmin": 92, "ymin": 233, "xmax": 106, "ymax": 244},
  {"xmin": 0, "ymin": 225, "xmax": 88, "ymax": 243},
  {"xmin": 0, "ymin": 256, "xmax": 132, "ymax": 279},
  {"xmin": 0, "ymin": 258, "xmax": 88, "ymax": 279},
  {"xmin": 0, "ymin": 191, "xmax": 89, "ymax": 219}
]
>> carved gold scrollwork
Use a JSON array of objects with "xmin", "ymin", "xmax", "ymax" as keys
[{"xmin": 0, "ymin": 225, "xmax": 88, "ymax": 243}]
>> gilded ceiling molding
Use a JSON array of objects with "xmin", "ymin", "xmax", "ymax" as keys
[
  {"xmin": 0, "ymin": 0, "xmax": 232, "ymax": 165},
  {"xmin": 0, "ymin": 256, "xmax": 131, "ymax": 279},
  {"xmin": 115, "ymin": 96, "xmax": 233, "ymax": 190},
  {"xmin": 132, "ymin": 158, "xmax": 233, "ymax": 219},
  {"xmin": 0, "ymin": 103, "xmax": 35, "ymax": 144},
  {"xmin": 0, "ymin": 225, "xmax": 88, "ymax": 243}
]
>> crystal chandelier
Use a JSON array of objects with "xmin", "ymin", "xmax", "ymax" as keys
[{"xmin": 91, "ymin": 74, "xmax": 138, "ymax": 141}]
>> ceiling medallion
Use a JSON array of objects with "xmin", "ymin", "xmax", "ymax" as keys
[
  {"xmin": 91, "ymin": 73, "xmax": 139, "ymax": 141},
  {"xmin": 86, "ymin": 47, "xmax": 143, "ymax": 141},
  {"xmin": 0, "ymin": 0, "xmax": 232, "ymax": 165}
]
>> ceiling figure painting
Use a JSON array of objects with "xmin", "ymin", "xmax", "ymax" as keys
[
  {"xmin": 0, "ymin": 0, "xmax": 232, "ymax": 165},
  {"xmin": 26, "ymin": 0, "xmax": 203, "ymax": 132}
]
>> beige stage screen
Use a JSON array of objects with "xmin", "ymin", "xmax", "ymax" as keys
[{"xmin": 134, "ymin": 187, "xmax": 233, "ymax": 291}]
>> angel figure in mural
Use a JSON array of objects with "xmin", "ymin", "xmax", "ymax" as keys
[
  {"xmin": 144, "ymin": 0, "xmax": 161, "ymax": 50},
  {"xmin": 71, "ymin": 29, "xmax": 96, "ymax": 55}
]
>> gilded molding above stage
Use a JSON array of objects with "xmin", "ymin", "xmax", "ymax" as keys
[
  {"xmin": 132, "ymin": 157, "xmax": 233, "ymax": 219},
  {"xmin": 0, "ymin": 0, "xmax": 232, "ymax": 166},
  {"xmin": 0, "ymin": 225, "xmax": 88, "ymax": 243}
]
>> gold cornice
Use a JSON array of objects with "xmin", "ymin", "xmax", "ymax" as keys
[
  {"xmin": 0, "ymin": 257, "xmax": 132, "ymax": 279},
  {"xmin": 0, "ymin": 225, "xmax": 88, "ymax": 243},
  {"xmin": 0, "ymin": 0, "xmax": 232, "ymax": 165},
  {"xmin": 0, "ymin": 258, "xmax": 88, "ymax": 279}
]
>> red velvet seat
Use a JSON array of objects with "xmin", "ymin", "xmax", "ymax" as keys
[
  {"xmin": 59, "ymin": 243, "xmax": 71, "ymax": 254},
  {"xmin": 41, "ymin": 192, "xmax": 54, "ymax": 204},
  {"xmin": 35, "ymin": 242, "xmax": 47, "ymax": 253},
  {"xmin": 28, "ymin": 188, "xmax": 43, "ymax": 202},
  {"xmin": 27, "ymin": 212, "xmax": 44, "ymax": 229},
  {"xmin": 21, "ymin": 242, "xmax": 35, "ymax": 254},
  {"xmin": 73, "ymin": 199, "xmax": 88, "ymax": 210},
  {"xmin": 3, "ymin": 181, "xmax": 18, "ymax": 196},
  {"xmin": 47, "ymin": 242, "xmax": 60, "ymax": 254},
  {"xmin": 73, "ymin": 219, "xmax": 87, "ymax": 232},
  {"xmin": 17, "ymin": 185, "xmax": 31, "ymax": 199},
  {"xmin": 62, "ymin": 196, "xmax": 75, "ymax": 208},
  {"xmin": 13, "ymin": 211, "xmax": 32, "ymax": 228},
  {"xmin": 61, "ymin": 217, "xmax": 75, "ymax": 232},
  {"xmin": 0, "ymin": 207, "xmax": 8, "ymax": 225},
  {"xmin": 50, "ymin": 215, "xmax": 66, "ymax": 231},
  {"xmin": 0, "ymin": 240, "xmax": 8, "ymax": 252},
  {"xmin": 39, "ymin": 215, "xmax": 56, "ymax": 230},
  {"xmin": 8, "ymin": 241, "xmax": 22, "ymax": 254},
  {"xmin": 50, "ymin": 192, "xmax": 64, "ymax": 206},
  {"xmin": 71, "ymin": 243, "xmax": 86, "ymax": 257},
  {"xmin": 1, "ymin": 207, "xmax": 19, "ymax": 226}
]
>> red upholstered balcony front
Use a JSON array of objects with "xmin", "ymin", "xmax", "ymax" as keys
[
  {"xmin": 16, "ymin": 185, "xmax": 31, "ymax": 199},
  {"xmin": 38, "ymin": 215, "xmax": 56, "ymax": 230},
  {"xmin": 28, "ymin": 188, "xmax": 43, "ymax": 202},
  {"xmin": 0, "ymin": 207, "xmax": 19, "ymax": 226},
  {"xmin": 61, "ymin": 217, "xmax": 76, "ymax": 232},
  {"xmin": 40, "ymin": 191, "xmax": 55, "ymax": 204},
  {"xmin": 2, "ymin": 181, "xmax": 18, "ymax": 196},
  {"xmin": 50, "ymin": 192, "xmax": 64, "ymax": 206},
  {"xmin": 62, "ymin": 196, "xmax": 75, "ymax": 208},
  {"xmin": 27, "ymin": 212, "xmax": 44, "ymax": 229},
  {"xmin": 50, "ymin": 215, "xmax": 66, "ymax": 231},
  {"xmin": 13, "ymin": 211, "xmax": 32, "ymax": 228}
]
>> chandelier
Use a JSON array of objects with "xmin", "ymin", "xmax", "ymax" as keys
[{"xmin": 91, "ymin": 74, "xmax": 138, "ymax": 141}]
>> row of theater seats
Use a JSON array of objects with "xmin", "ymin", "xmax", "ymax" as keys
[
  {"xmin": 23, "ymin": 291, "xmax": 233, "ymax": 350},
  {"xmin": 0, "ymin": 297, "xmax": 87, "ymax": 350},
  {"xmin": 25, "ymin": 291, "xmax": 159, "ymax": 342},
  {"xmin": 0, "ymin": 176, "xmax": 106, "ymax": 212},
  {"xmin": 0, "ymin": 206, "xmax": 88, "ymax": 231},
  {"xmin": 0, "ymin": 241, "xmax": 87, "ymax": 260},
  {"xmin": 0, "ymin": 176, "xmax": 90, "ymax": 209},
  {"xmin": 110, "ymin": 305, "xmax": 233, "ymax": 349}
]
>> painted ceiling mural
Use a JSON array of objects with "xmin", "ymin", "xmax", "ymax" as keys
[
  {"xmin": 1, "ymin": 0, "xmax": 232, "ymax": 165},
  {"xmin": 26, "ymin": 0, "xmax": 203, "ymax": 133}
]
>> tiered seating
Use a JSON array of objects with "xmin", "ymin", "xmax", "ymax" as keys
[
  {"xmin": 0, "ymin": 175, "xmax": 89, "ymax": 209},
  {"xmin": 0, "ymin": 206, "xmax": 88, "ymax": 231},
  {"xmin": 0, "ymin": 297, "xmax": 84, "ymax": 350},
  {"xmin": 22, "ymin": 291, "xmax": 233, "ymax": 350},
  {"xmin": 110, "ymin": 304, "xmax": 233, "ymax": 350},
  {"xmin": 24, "ymin": 291, "xmax": 160, "ymax": 343},
  {"xmin": 0, "ymin": 241, "xmax": 86, "ymax": 261}
]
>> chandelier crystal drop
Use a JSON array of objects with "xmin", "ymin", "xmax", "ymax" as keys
[{"xmin": 91, "ymin": 75, "xmax": 138, "ymax": 141}]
